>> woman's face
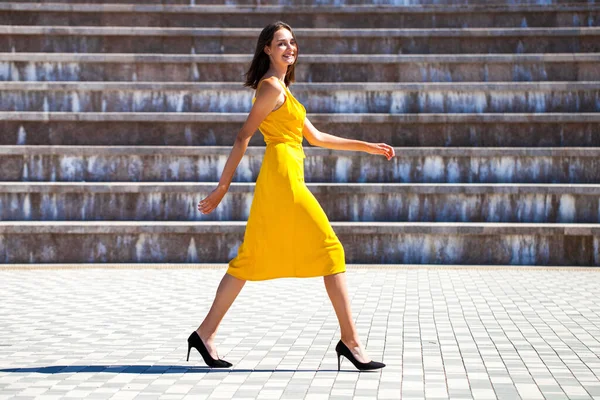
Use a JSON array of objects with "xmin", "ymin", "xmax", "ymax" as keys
[{"xmin": 264, "ymin": 28, "xmax": 297, "ymax": 67}]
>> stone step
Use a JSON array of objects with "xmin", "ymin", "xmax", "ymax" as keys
[
  {"xmin": 2, "ymin": 182, "xmax": 600, "ymax": 223},
  {"xmin": 4, "ymin": 0, "xmax": 598, "ymax": 4},
  {"xmin": 4, "ymin": 27, "xmax": 600, "ymax": 54},
  {"xmin": 203, "ymin": 0, "xmax": 600, "ymax": 3},
  {"xmin": 3, "ymin": 112, "xmax": 600, "ymax": 147},
  {"xmin": 2, "ymin": 145, "xmax": 600, "ymax": 184},
  {"xmin": 3, "ymin": 53, "xmax": 600, "ymax": 83},
  {"xmin": 0, "ymin": 221, "xmax": 597, "ymax": 265},
  {"xmin": 2, "ymin": 81, "xmax": 600, "ymax": 113},
  {"xmin": 0, "ymin": 3, "xmax": 598, "ymax": 28}
]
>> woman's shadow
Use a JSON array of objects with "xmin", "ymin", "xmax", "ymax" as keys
[{"xmin": 0, "ymin": 365, "xmax": 339, "ymax": 374}]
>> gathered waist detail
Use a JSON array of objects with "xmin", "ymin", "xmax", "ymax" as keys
[
  {"xmin": 267, "ymin": 142, "xmax": 304, "ymax": 153},
  {"xmin": 266, "ymin": 140, "xmax": 303, "ymax": 148},
  {"xmin": 266, "ymin": 141, "xmax": 305, "ymax": 158}
]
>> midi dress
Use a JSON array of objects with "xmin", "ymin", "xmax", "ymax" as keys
[{"xmin": 226, "ymin": 78, "xmax": 346, "ymax": 281}]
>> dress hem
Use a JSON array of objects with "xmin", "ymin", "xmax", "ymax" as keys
[{"xmin": 225, "ymin": 266, "xmax": 346, "ymax": 281}]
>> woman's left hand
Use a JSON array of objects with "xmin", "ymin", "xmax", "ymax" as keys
[
  {"xmin": 198, "ymin": 185, "xmax": 228, "ymax": 215},
  {"xmin": 364, "ymin": 143, "xmax": 395, "ymax": 160}
]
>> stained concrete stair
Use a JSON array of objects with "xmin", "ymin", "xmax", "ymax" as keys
[
  {"xmin": 1, "ymin": 3, "xmax": 598, "ymax": 28},
  {"xmin": 3, "ymin": 82, "xmax": 600, "ymax": 113},
  {"xmin": 0, "ymin": 221, "xmax": 598, "ymax": 265},
  {"xmin": 1, "ymin": 1, "xmax": 599, "ymax": 266},
  {"xmin": 2, "ymin": 146, "xmax": 600, "ymax": 184},
  {"xmin": 2, "ymin": 182, "xmax": 600, "ymax": 223},
  {"xmin": 4, "ymin": 27, "xmax": 600, "ymax": 54},
  {"xmin": 2, "ymin": 112, "xmax": 600, "ymax": 147},
  {"xmin": 3, "ymin": 53, "xmax": 600, "ymax": 82}
]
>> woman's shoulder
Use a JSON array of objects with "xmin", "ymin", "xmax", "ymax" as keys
[{"xmin": 256, "ymin": 76, "xmax": 285, "ymax": 93}]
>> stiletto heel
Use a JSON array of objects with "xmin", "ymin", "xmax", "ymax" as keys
[
  {"xmin": 187, "ymin": 331, "xmax": 233, "ymax": 368},
  {"xmin": 335, "ymin": 340, "xmax": 385, "ymax": 372}
]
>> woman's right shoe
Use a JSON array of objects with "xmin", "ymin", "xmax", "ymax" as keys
[
  {"xmin": 186, "ymin": 331, "xmax": 232, "ymax": 368},
  {"xmin": 336, "ymin": 340, "xmax": 385, "ymax": 371}
]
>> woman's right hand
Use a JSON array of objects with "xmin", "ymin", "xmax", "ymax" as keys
[
  {"xmin": 364, "ymin": 142, "xmax": 395, "ymax": 161},
  {"xmin": 198, "ymin": 185, "xmax": 228, "ymax": 215}
]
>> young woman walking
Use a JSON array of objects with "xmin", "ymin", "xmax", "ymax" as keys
[{"xmin": 189, "ymin": 22, "xmax": 394, "ymax": 372}]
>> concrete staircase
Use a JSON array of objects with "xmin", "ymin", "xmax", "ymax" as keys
[{"xmin": 1, "ymin": 0, "xmax": 599, "ymax": 266}]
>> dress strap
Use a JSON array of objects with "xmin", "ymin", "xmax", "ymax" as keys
[{"xmin": 275, "ymin": 78, "xmax": 288, "ymax": 92}]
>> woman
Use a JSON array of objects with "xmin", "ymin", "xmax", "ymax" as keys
[{"xmin": 189, "ymin": 22, "xmax": 394, "ymax": 371}]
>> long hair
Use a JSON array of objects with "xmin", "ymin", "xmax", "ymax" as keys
[{"xmin": 244, "ymin": 22, "xmax": 298, "ymax": 89}]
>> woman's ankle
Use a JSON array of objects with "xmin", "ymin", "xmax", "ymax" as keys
[
  {"xmin": 197, "ymin": 326, "xmax": 216, "ymax": 341},
  {"xmin": 340, "ymin": 335, "xmax": 361, "ymax": 348}
]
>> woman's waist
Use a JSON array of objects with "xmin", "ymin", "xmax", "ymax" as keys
[
  {"xmin": 266, "ymin": 140, "xmax": 304, "ymax": 150},
  {"xmin": 265, "ymin": 141, "xmax": 306, "ymax": 158}
]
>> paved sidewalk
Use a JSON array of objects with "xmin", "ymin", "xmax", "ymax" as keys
[{"xmin": 1, "ymin": 266, "xmax": 600, "ymax": 400}]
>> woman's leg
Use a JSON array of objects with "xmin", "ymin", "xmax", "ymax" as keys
[
  {"xmin": 323, "ymin": 272, "xmax": 371, "ymax": 363},
  {"xmin": 196, "ymin": 272, "xmax": 246, "ymax": 359}
]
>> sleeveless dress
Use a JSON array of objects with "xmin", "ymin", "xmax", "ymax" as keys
[{"xmin": 226, "ymin": 78, "xmax": 346, "ymax": 281}]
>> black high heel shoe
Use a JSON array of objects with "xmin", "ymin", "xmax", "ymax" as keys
[
  {"xmin": 187, "ymin": 331, "xmax": 232, "ymax": 368},
  {"xmin": 336, "ymin": 340, "xmax": 385, "ymax": 371}
]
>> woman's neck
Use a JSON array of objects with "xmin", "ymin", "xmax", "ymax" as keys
[{"xmin": 265, "ymin": 66, "xmax": 287, "ymax": 83}]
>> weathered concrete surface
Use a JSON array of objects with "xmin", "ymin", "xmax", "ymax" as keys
[
  {"xmin": 1, "ymin": 0, "xmax": 599, "ymax": 268},
  {"xmin": 3, "ymin": 53, "xmax": 600, "ymax": 82},
  {"xmin": 2, "ymin": 146, "xmax": 600, "ymax": 184},
  {"xmin": 3, "ymin": 27, "xmax": 600, "ymax": 54},
  {"xmin": 2, "ymin": 82, "xmax": 600, "ymax": 113},
  {"xmin": 0, "ymin": 221, "xmax": 598, "ymax": 265},
  {"xmin": 3, "ymin": 113, "xmax": 600, "ymax": 147},
  {"xmin": 0, "ymin": 3, "xmax": 598, "ymax": 28},
  {"xmin": 1, "ymin": 182, "xmax": 599, "ymax": 223}
]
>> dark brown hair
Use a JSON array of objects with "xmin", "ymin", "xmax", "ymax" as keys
[{"xmin": 244, "ymin": 22, "xmax": 298, "ymax": 89}]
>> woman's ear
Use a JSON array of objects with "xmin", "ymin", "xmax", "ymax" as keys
[{"xmin": 264, "ymin": 46, "xmax": 270, "ymax": 56}]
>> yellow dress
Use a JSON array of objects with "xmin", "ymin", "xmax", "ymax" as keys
[{"xmin": 226, "ymin": 78, "xmax": 346, "ymax": 281}]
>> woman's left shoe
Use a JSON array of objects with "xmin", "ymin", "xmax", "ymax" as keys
[
  {"xmin": 336, "ymin": 340, "xmax": 385, "ymax": 371},
  {"xmin": 186, "ymin": 331, "xmax": 232, "ymax": 368}
]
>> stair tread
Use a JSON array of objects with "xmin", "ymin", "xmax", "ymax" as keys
[
  {"xmin": 4, "ymin": 26, "xmax": 600, "ymax": 37},
  {"xmin": 1, "ymin": 2, "xmax": 598, "ymax": 13},
  {"xmin": 2, "ymin": 182, "xmax": 600, "ymax": 194},
  {"xmin": 3, "ymin": 111, "xmax": 600, "ymax": 123},
  {"xmin": 2, "ymin": 263, "xmax": 595, "ymax": 270},
  {"xmin": 3, "ymin": 52, "xmax": 600, "ymax": 62},
  {"xmin": 1, "ymin": 221, "xmax": 598, "ymax": 235},
  {"xmin": 2, "ymin": 145, "xmax": 600, "ymax": 156},
  {"xmin": 3, "ymin": 81, "xmax": 598, "ymax": 90},
  {"xmin": 2, "ymin": 220, "xmax": 598, "ymax": 226}
]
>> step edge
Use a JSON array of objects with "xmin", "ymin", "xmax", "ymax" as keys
[{"xmin": 0, "ymin": 263, "xmax": 598, "ymax": 271}]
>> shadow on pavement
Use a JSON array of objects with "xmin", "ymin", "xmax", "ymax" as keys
[{"xmin": 0, "ymin": 365, "xmax": 344, "ymax": 374}]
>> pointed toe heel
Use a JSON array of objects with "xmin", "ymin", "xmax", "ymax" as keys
[
  {"xmin": 335, "ymin": 340, "xmax": 385, "ymax": 372},
  {"xmin": 187, "ymin": 331, "xmax": 232, "ymax": 368}
]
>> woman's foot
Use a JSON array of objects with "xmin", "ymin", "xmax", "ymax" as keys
[
  {"xmin": 341, "ymin": 337, "xmax": 371, "ymax": 363},
  {"xmin": 187, "ymin": 330, "xmax": 232, "ymax": 368},
  {"xmin": 196, "ymin": 328, "xmax": 220, "ymax": 360},
  {"xmin": 336, "ymin": 339, "xmax": 385, "ymax": 371}
]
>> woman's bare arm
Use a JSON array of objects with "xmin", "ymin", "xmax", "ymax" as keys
[
  {"xmin": 198, "ymin": 78, "xmax": 283, "ymax": 214},
  {"xmin": 302, "ymin": 117, "xmax": 395, "ymax": 160}
]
